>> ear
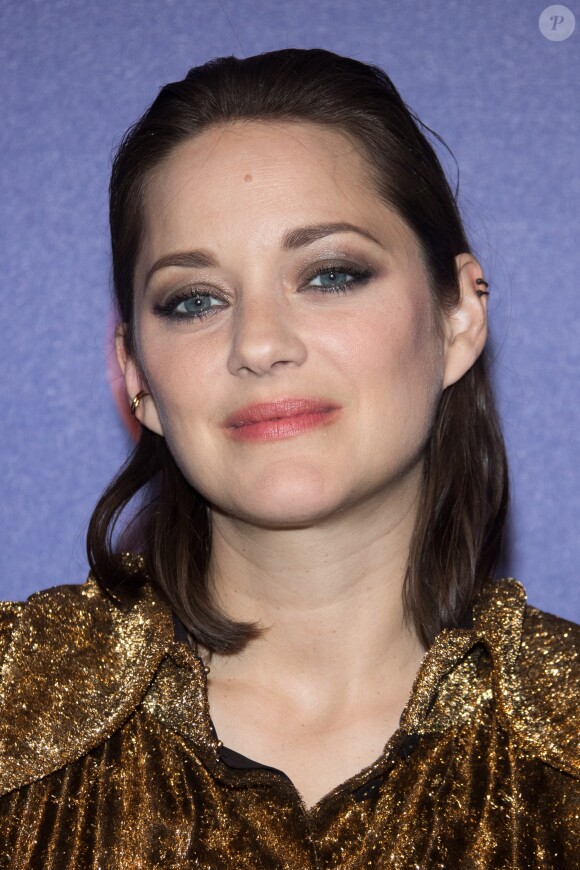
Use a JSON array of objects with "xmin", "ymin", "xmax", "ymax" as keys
[
  {"xmin": 114, "ymin": 324, "xmax": 165, "ymax": 436},
  {"xmin": 442, "ymin": 254, "xmax": 489, "ymax": 389}
]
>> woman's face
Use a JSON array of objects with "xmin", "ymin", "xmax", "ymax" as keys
[{"xmin": 125, "ymin": 121, "xmax": 459, "ymax": 527}]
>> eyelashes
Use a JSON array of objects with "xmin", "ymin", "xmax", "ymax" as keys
[
  {"xmin": 306, "ymin": 264, "xmax": 373, "ymax": 294},
  {"xmin": 152, "ymin": 262, "xmax": 375, "ymax": 322},
  {"xmin": 153, "ymin": 288, "xmax": 226, "ymax": 320}
]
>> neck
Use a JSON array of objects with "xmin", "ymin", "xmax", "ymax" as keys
[{"xmin": 205, "ymin": 467, "xmax": 426, "ymax": 695}]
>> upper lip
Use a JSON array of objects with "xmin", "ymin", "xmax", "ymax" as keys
[{"xmin": 224, "ymin": 398, "xmax": 340, "ymax": 428}]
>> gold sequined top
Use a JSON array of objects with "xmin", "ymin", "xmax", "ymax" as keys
[{"xmin": 0, "ymin": 570, "xmax": 577, "ymax": 869}]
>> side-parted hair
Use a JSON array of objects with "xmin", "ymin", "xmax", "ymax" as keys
[{"xmin": 87, "ymin": 48, "xmax": 509, "ymax": 653}]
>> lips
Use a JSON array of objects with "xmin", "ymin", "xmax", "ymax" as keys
[{"xmin": 224, "ymin": 398, "xmax": 340, "ymax": 429}]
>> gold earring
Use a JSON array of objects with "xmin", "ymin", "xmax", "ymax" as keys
[{"xmin": 130, "ymin": 390, "xmax": 149, "ymax": 416}]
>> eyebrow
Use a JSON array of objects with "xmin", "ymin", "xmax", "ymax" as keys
[
  {"xmin": 281, "ymin": 221, "xmax": 381, "ymax": 250},
  {"xmin": 144, "ymin": 221, "xmax": 383, "ymax": 287}
]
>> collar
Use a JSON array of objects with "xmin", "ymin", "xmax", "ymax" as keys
[
  {"xmin": 0, "ymin": 572, "xmax": 576, "ymax": 797},
  {"xmin": 0, "ymin": 571, "xmax": 174, "ymax": 796},
  {"xmin": 399, "ymin": 575, "xmax": 525, "ymax": 734}
]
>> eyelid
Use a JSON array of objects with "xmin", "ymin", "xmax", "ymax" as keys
[
  {"xmin": 297, "ymin": 244, "xmax": 376, "ymax": 270},
  {"xmin": 152, "ymin": 280, "xmax": 229, "ymax": 308},
  {"xmin": 147, "ymin": 268, "xmax": 231, "ymax": 301},
  {"xmin": 150, "ymin": 245, "xmax": 375, "ymax": 286},
  {"xmin": 301, "ymin": 256, "xmax": 371, "ymax": 280},
  {"xmin": 151, "ymin": 249, "xmax": 379, "ymax": 312},
  {"xmin": 152, "ymin": 285, "xmax": 229, "ymax": 320}
]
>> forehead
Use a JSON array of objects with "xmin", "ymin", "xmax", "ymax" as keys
[
  {"xmin": 148, "ymin": 120, "xmax": 372, "ymax": 196},
  {"xmin": 139, "ymin": 120, "xmax": 420, "ymax": 265}
]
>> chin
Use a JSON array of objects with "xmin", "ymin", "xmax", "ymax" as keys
[
  {"xmin": 214, "ymin": 475, "xmax": 346, "ymax": 529},
  {"xmin": 231, "ymin": 504, "xmax": 342, "ymax": 531}
]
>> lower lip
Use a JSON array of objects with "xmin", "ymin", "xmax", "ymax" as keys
[{"xmin": 226, "ymin": 409, "xmax": 341, "ymax": 441}]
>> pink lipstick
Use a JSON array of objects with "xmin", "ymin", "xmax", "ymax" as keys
[{"xmin": 223, "ymin": 398, "xmax": 341, "ymax": 441}]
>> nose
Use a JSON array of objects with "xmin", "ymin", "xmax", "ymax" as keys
[{"xmin": 226, "ymin": 289, "xmax": 307, "ymax": 377}]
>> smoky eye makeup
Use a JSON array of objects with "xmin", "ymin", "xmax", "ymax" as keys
[
  {"xmin": 146, "ymin": 269, "xmax": 231, "ymax": 318},
  {"xmin": 152, "ymin": 286, "xmax": 229, "ymax": 320},
  {"xmin": 299, "ymin": 260, "xmax": 375, "ymax": 293},
  {"xmin": 147, "ymin": 246, "xmax": 384, "ymax": 323}
]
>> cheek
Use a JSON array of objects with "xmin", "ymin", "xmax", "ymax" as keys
[
  {"xmin": 334, "ymin": 301, "xmax": 443, "ymax": 402},
  {"xmin": 360, "ymin": 307, "xmax": 444, "ymax": 465},
  {"xmin": 138, "ymin": 328, "xmax": 224, "ymax": 439}
]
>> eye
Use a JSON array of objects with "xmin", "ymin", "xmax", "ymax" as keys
[
  {"xmin": 153, "ymin": 289, "xmax": 227, "ymax": 320},
  {"xmin": 303, "ymin": 263, "xmax": 374, "ymax": 294}
]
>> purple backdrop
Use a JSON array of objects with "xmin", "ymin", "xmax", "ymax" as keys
[{"xmin": 1, "ymin": 0, "xmax": 578, "ymax": 621}]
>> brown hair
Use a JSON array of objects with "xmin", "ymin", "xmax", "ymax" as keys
[{"xmin": 87, "ymin": 48, "xmax": 509, "ymax": 652}]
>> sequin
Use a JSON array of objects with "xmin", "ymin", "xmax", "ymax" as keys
[{"xmin": 0, "ymin": 572, "xmax": 577, "ymax": 867}]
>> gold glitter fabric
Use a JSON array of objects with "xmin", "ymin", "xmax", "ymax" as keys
[{"xmin": 0, "ymin": 571, "xmax": 577, "ymax": 868}]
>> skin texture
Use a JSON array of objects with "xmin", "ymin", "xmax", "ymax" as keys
[{"xmin": 117, "ymin": 120, "xmax": 488, "ymax": 809}]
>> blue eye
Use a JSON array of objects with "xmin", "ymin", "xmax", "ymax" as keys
[
  {"xmin": 174, "ymin": 294, "xmax": 221, "ymax": 315},
  {"xmin": 153, "ymin": 291, "xmax": 225, "ymax": 320},
  {"xmin": 153, "ymin": 262, "xmax": 374, "ymax": 321},
  {"xmin": 305, "ymin": 265, "xmax": 374, "ymax": 293}
]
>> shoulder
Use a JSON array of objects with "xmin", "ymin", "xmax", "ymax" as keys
[
  {"xmin": 0, "ymin": 600, "xmax": 22, "ymax": 667},
  {"xmin": 515, "ymin": 598, "xmax": 579, "ymax": 774},
  {"xmin": 0, "ymin": 571, "xmax": 174, "ymax": 796},
  {"xmin": 475, "ymin": 578, "xmax": 579, "ymax": 777}
]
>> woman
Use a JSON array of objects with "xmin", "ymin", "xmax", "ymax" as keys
[{"xmin": 0, "ymin": 48, "xmax": 577, "ymax": 868}]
